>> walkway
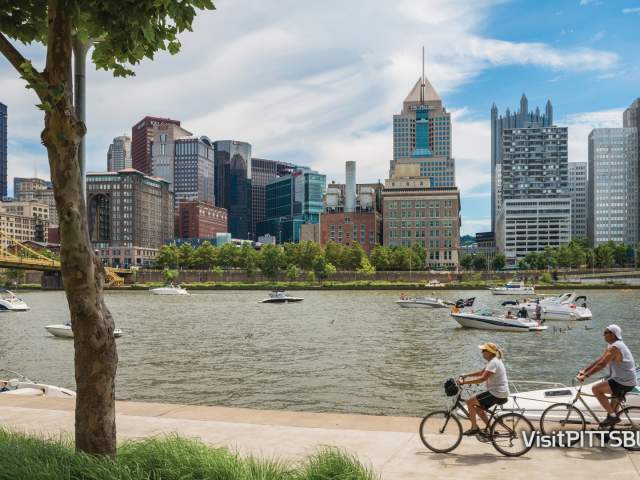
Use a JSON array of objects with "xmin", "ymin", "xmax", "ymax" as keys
[{"xmin": 1, "ymin": 396, "xmax": 639, "ymax": 479}]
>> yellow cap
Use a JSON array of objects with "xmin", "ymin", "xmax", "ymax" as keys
[{"xmin": 478, "ymin": 343, "xmax": 499, "ymax": 355}]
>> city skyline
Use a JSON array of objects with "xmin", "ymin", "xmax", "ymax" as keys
[{"xmin": 1, "ymin": 0, "xmax": 639, "ymax": 235}]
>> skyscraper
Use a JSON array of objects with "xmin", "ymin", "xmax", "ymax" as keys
[
  {"xmin": 173, "ymin": 136, "xmax": 215, "ymax": 207},
  {"xmin": 495, "ymin": 125, "xmax": 571, "ymax": 264},
  {"xmin": 250, "ymin": 158, "xmax": 296, "ymax": 240},
  {"xmin": 0, "ymin": 102, "xmax": 7, "ymax": 198},
  {"xmin": 131, "ymin": 116, "xmax": 188, "ymax": 175},
  {"xmin": 107, "ymin": 135, "xmax": 132, "ymax": 171},
  {"xmin": 568, "ymin": 162, "xmax": 588, "ymax": 240},
  {"xmin": 588, "ymin": 128, "xmax": 638, "ymax": 246},
  {"xmin": 214, "ymin": 140, "xmax": 252, "ymax": 239},
  {"xmin": 490, "ymin": 95, "xmax": 553, "ymax": 231}
]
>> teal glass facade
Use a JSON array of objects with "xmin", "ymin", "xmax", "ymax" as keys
[{"xmin": 257, "ymin": 169, "xmax": 326, "ymax": 243}]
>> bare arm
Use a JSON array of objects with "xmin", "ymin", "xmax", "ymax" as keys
[
  {"xmin": 580, "ymin": 351, "xmax": 607, "ymax": 374},
  {"xmin": 461, "ymin": 370, "xmax": 493, "ymax": 385},
  {"xmin": 582, "ymin": 348, "xmax": 618, "ymax": 379},
  {"xmin": 460, "ymin": 369, "xmax": 485, "ymax": 380}
]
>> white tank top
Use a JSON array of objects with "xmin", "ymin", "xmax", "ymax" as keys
[{"xmin": 608, "ymin": 340, "xmax": 637, "ymax": 387}]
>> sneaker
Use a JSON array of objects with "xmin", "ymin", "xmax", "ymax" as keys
[
  {"xmin": 476, "ymin": 429, "xmax": 490, "ymax": 442},
  {"xmin": 463, "ymin": 427, "xmax": 480, "ymax": 436},
  {"xmin": 599, "ymin": 414, "xmax": 620, "ymax": 428}
]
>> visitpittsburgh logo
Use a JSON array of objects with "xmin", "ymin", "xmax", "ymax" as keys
[{"xmin": 523, "ymin": 431, "xmax": 640, "ymax": 449}]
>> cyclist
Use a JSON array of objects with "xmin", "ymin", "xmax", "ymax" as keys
[
  {"xmin": 576, "ymin": 324, "xmax": 637, "ymax": 427},
  {"xmin": 458, "ymin": 342, "xmax": 509, "ymax": 436}
]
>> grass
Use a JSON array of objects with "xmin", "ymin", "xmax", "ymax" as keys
[{"xmin": 0, "ymin": 431, "xmax": 378, "ymax": 480}]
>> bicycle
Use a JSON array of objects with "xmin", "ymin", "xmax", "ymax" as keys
[
  {"xmin": 419, "ymin": 378, "xmax": 534, "ymax": 457},
  {"xmin": 539, "ymin": 380, "xmax": 640, "ymax": 450}
]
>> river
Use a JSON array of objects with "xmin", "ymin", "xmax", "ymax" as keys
[{"xmin": 2, "ymin": 289, "xmax": 639, "ymax": 416}]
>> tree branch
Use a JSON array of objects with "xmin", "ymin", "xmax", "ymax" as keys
[{"xmin": 0, "ymin": 31, "xmax": 47, "ymax": 101}]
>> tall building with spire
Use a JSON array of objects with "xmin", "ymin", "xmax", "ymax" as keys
[
  {"xmin": 391, "ymin": 55, "xmax": 454, "ymax": 187},
  {"xmin": 490, "ymin": 95, "xmax": 553, "ymax": 231}
]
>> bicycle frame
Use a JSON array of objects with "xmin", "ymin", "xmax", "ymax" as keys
[
  {"xmin": 440, "ymin": 387, "xmax": 503, "ymax": 432},
  {"xmin": 569, "ymin": 383, "xmax": 624, "ymax": 425}
]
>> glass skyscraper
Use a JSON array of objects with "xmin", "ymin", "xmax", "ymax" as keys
[{"xmin": 214, "ymin": 140, "xmax": 252, "ymax": 239}]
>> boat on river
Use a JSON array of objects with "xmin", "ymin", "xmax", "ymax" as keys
[
  {"xmin": 0, "ymin": 289, "xmax": 30, "ymax": 311},
  {"xmin": 451, "ymin": 306, "xmax": 546, "ymax": 332},
  {"xmin": 260, "ymin": 290, "xmax": 304, "ymax": 303},
  {"xmin": 490, "ymin": 280, "xmax": 535, "ymax": 296},
  {"xmin": 502, "ymin": 293, "xmax": 592, "ymax": 321},
  {"xmin": 0, "ymin": 369, "xmax": 75, "ymax": 398},
  {"xmin": 396, "ymin": 296, "xmax": 450, "ymax": 308},
  {"xmin": 45, "ymin": 323, "xmax": 123, "ymax": 339},
  {"xmin": 149, "ymin": 283, "xmax": 189, "ymax": 295}
]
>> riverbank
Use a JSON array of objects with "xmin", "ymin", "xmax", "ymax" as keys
[{"xmin": 0, "ymin": 396, "xmax": 637, "ymax": 479}]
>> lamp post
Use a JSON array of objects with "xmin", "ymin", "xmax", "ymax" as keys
[{"xmin": 73, "ymin": 37, "xmax": 92, "ymax": 204}]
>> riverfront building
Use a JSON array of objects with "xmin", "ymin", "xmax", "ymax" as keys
[
  {"xmin": 86, "ymin": 169, "xmax": 173, "ymax": 249},
  {"xmin": 495, "ymin": 124, "xmax": 571, "ymax": 264},
  {"xmin": 0, "ymin": 102, "xmax": 6, "ymax": 198},
  {"xmin": 177, "ymin": 201, "xmax": 228, "ymax": 239},
  {"xmin": 214, "ymin": 140, "xmax": 252, "ymax": 239},
  {"xmin": 0, "ymin": 201, "xmax": 49, "ymax": 243},
  {"xmin": 490, "ymin": 95, "xmax": 553, "ymax": 231},
  {"xmin": 107, "ymin": 135, "xmax": 132, "ymax": 171},
  {"xmin": 251, "ymin": 158, "xmax": 297, "ymax": 240},
  {"xmin": 568, "ymin": 162, "xmax": 588, "ymax": 240},
  {"xmin": 256, "ymin": 168, "xmax": 326, "ymax": 244},
  {"xmin": 131, "ymin": 116, "xmax": 188, "ymax": 176},
  {"xmin": 588, "ymin": 128, "xmax": 639, "ymax": 246}
]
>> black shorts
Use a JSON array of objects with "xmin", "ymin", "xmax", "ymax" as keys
[
  {"xmin": 608, "ymin": 379, "xmax": 635, "ymax": 400},
  {"xmin": 476, "ymin": 391, "xmax": 508, "ymax": 409}
]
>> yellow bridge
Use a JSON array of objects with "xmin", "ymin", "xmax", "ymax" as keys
[{"xmin": 0, "ymin": 232, "xmax": 127, "ymax": 286}]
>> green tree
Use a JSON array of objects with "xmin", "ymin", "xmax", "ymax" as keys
[
  {"xmin": 356, "ymin": 256, "xmax": 376, "ymax": 276},
  {"xmin": 595, "ymin": 243, "xmax": 615, "ymax": 268},
  {"xmin": 491, "ymin": 253, "xmax": 506, "ymax": 271},
  {"xmin": 370, "ymin": 245, "xmax": 391, "ymax": 271},
  {"xmin": 259, "ymin": 244, "xmax": 284, "ymax": 278},
  {"xmin": 286, "ymin": 264, "xmax": 300, "ymax": 281},
  {"xmin": 389, "ymin": 247, "xmax": 411, "ymax": 270},
  {"xmin": 297, "ymin": 241, "xmax": 322, "ymax": 270},
  {"xmin": 162, "ymin": 268, "xmax": 178, "ymax": 284},
  {"xmin": 472, "ymin": 254, "xmax": 487, "ymax": 271},
  {"xmin": 178, "ymin": 243, "xmax": 195, "ymax": 268},
  {"xmin": 192, "ymin": 241, "xmax": 217, "ymax": 269},
  {"xmin": 460, "ymin": 254, "xmax": 474, "ymax": 271},
  {"xmin": 217, "ymin": 243, "xmax": 239, "ymax": 268},
  {"xmin": 344, "ymin": 242, "xmax": 366, "ymax": 270},
  {"xmin": 323, "ymin": 262, "xmax": 337, "ymax": 279},
  {"xmin": 324, "ymin": 241, "xmax": 347, "ymax": 269},
  {"xmin": 0, "ymin": 0, "xmax": 215, "ymax": 456},
  {"xmin": 411, "ymin": 243, "xmax": 427, "ymax": 270},
  {"xmin": 156, "ymin": 244, "xmax": 179, "ymax": 268}
]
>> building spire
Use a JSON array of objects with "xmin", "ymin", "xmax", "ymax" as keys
[{"xmin": 420, "ymin": 46, "xmax": 425, "ymax": 105}]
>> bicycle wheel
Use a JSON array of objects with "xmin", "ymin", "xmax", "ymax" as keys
[
  {"xmin": 490, "ymin": 412, "xmax": 534, "ymax": 457},
  {"xmin": 616, "ymin": 406, "xmax": 640, "ymax": 451},
  {"xmin": 419, "ymin": 410, "xmax": 462, "ymax": 453},
  {"xmin": 540, "ymin": 403, "xmax": 586, "ymax": 437}
]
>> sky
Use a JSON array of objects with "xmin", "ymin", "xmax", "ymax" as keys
[{"xmin": 1, "ymin": 0, "xmax": 639, "ymax": 235}]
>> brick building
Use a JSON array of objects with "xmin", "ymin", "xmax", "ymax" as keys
[
  {"xmin": 177, "ymin": 201, "xmax": 228, "ymax": 239},
  {"xmin": 320, "ymin": 211, "xmax": 382, "ymax": 254}
]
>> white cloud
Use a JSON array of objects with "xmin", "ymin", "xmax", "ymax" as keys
[{"xmin": 622, "ymin": 7, "xmax": 640, "ymax": 14}]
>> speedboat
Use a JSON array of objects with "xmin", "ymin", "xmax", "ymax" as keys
[
  {"xmin": 45, "ymin": 323, "xmax": 123, "ymax": 338},
  {"xmin": 0, "ymin": 369, "xmax": 75, "ymax": 398},
  {"xmin": 490, "ymin": 280, "xmax": 535, "ymax": 296},
  {"xmin": 149, "ymin": 283, "xmax": 189, "ymax": 295},
  {"xmin": 425, "ymin": 280, "xmax": 444, "ymax": 288},
  {"xmin": 450, "ymin": 306, "xmax": 546, "ymax": 332},
  {"xmin": 260, "ymin": 290, "xmax": 304, "ymax": 303},
  {"xmin": 502, "ymin": 293, "xmax": 592, "ymax": 321},
  {"xmin": 396, "ymin": 296, "xmax": 450, "ymax": 308},
  {"xmin": 0, "ymin": 289, "xmax": 30, "ymax": 311}
]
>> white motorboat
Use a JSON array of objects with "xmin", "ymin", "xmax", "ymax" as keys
[
  {"xmin": 260, "ymin": 290, "xmax": 304, "ymax": 303},
  {"xmin": 396, "ymin": 296, "xmax": 450, "ymax": 308},
  {"xmin": 0, "ymin": 369, "xmax": 75, "ymax": 398},
  {"xmin": 451, "ymin": 306, "xmax": 546, "ymax": 332},
  {"xmin": 45, "ymin": 323, "xmax": 123, "ymax": 338},
  {"xmin": 0, "ymin": 289, "xmax": 30, "ymax": 311},
  {"xmin": 503, "ymin": 293, "xmax": 592, "ymax": 321},
  {"xmin": 426, "ymin": 280, "xmax": 444, "ymax": 288},
  {"xmin": 149, "ymin": 283, "xmax": 189, "ymax": 295},
  {"xmin": 490, "ymin": 280, "xmax": 535, "ymax": 296}
]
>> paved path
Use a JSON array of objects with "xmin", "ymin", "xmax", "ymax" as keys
[{"xmin": 1, "ymin": 396, "xmax": 639, "ymax": 479}]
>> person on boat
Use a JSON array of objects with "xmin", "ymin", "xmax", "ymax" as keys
[
  {"xmin": 457, "ymin": 343, "xmax": 509, "ymax": 436},
  {"xmin": 505, "ymin": 311, "xmax": 515, "ymax": 319},
  {"xmin": 576, "ymin": 324, "xmax": 637, "ymax": 427},
  {"xmin": 518, "ymin": 306, "xmax": 528, "ymax": 319},
  {"xmin": 535, "ymin": 299, "xmax": 542, "ymax": 321}
]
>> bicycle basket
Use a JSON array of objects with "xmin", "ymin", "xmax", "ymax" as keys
[{"xmin": 444, "ymin": 378, "xmax": 459, "ymax": 397}]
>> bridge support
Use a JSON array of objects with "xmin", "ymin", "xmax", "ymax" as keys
[{"xmin": 42, "ymin": 270, "xmax": 63, "ymax": 289}]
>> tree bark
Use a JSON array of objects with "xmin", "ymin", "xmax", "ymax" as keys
[{"xmin": 41, "ymin": 0, "xmax": 118, "ymax": 457}]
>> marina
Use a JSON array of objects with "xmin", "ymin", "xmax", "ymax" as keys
[{"xmin": 1, "ymin": 288, "xmax": 638, "ymax": 416}]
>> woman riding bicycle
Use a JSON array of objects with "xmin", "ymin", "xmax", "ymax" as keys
[{"xmin": 458, "ymin": 342, "xmax": 510, "ymax": 436}]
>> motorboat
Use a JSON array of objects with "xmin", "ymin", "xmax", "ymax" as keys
[
  {"xmin": 0, "ymin": 369, "xmax": 75, "ymax": 398},
  {"xmin": 450, "ymin": 306, "xmax": 546, "ymax": 332},
  {"xmin": 260, "ymin": 290, "xmax": 304, "ymax": 303},
  {"xmin": 0, "ymin": 289, "xmax": 30, "ymax": 311},
  {"xmin": 396, "ymin": 296, "xmax": 451, "ymax": 308},
  {"xmin": 425, "ymin": 280, "xmax": 444, "ymax": 288},
  {"xmin": 45, "ymin": 323, "xmax": 123, "ymax": 339},
  {"xmin": 502, "ymin": 293, "xmax": 592, "ymax": 321},
  {"xmin": 149, "ymin": 283, "xmax": 189, "ymax": 295},
  {"xmin": 490, "ymin": 280, "xmax": 535, "ymax": 296}
]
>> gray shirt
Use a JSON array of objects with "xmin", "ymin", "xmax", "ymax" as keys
[
  {"xmin": 485, "ymin": 357, "xmax": 509, "ymax": 398},
  {"xmin": 608, "ymin": 340, "xmax": 637, "ymax": 387}
]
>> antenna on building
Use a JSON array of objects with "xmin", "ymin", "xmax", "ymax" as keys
[{"xmin": 420, "ymin": 46, "xmax": 425, "ymax": 105}]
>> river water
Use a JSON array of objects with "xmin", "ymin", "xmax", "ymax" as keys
[{"xmin": 2, "ymin": 289, "xmax": 639, "ymax": 416}]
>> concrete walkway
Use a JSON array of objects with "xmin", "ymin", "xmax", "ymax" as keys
[{"xmin": 1, "ymin": 396, "xmax": 639, "ymax": 479}]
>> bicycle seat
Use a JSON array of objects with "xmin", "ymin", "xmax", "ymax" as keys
[{"xmin": 496, "ymin": 397, "xmax": 508, "ymax": 405}]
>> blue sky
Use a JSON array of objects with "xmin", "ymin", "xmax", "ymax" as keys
[{"xmin": 1, "ymin": 0, "xmax": 639, "ymax": 235}]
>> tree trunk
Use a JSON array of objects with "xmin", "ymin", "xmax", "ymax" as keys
[{"xmin": 41, "ymin": 0, "xmax": 118, "ymax": 457}]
